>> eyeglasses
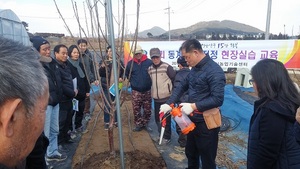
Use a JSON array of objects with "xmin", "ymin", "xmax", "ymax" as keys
[
  {"xmin": 249, "ymin": 79, "xmax": 254, "ymax": 85},
  {"xmin": 151, "ymin": 56, "xmax": 160, "ymax": 59}
]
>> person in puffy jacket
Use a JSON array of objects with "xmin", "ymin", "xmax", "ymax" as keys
[
  {"xmin": 247, "ymin": 59, "xmax": 300, "ymax": 169},
  {"xmin": 54, "ymin": 44, "xmax": 78, "ymax": 152},
  {"xmin": 28, "ymin": 36, "xmax": 66, "ymax": 167},
  {"xmin": 161, "ymin": 39, "xmax": 226, "ymax": 169},
  {"xmin": 148, "ymin": 47, "xmax": 176, "ymax": 145},
  {"xmin": 99, "ymin": 45, "xmax": 124, "ymax": 130},
  {"xmin": 68, "ymin": 45, "xmax": 90, "ymax": 133},
  {"xmin": 125, "ymin": 45, "xmax": 153, "ymax": 132},
  {"xmin": 174, "ymin": 56, "xmax": 190, "ymax": 149},
  {"xmin": 296, "ymin": 108, "xmax": 300, "ymax": 143}
]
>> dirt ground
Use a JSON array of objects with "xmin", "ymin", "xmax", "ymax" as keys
[
  {"xmin": 71, "ymin": 72, "xmax": 300, "ymax": 169},
  {"xmin": 72, "ymin": 94, "xmax": 167, "ymax": 169}
]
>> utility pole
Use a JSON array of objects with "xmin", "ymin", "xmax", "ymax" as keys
[
  {"xmin": 165, "ymin": 1, "xmax": 171, "ymax": 41},
  {"xmin": 284, "ymin": 24, "xmax": 286, "ymax": 39},
  {"xmin": 265, "ymin": 0, "xmax": 272, "ymax": 40},
  {"xmin": 107, "ymin": 0, "xmax": 125, "ymax": 168}
]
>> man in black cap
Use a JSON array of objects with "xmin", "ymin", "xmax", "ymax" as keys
[
  {"xmin": 173, "ymin": 55, "xmax": 190, "ymax": 152},
  {"xmin": 29, "ymin": 36, "xmax": 66, "ymax": 168}
]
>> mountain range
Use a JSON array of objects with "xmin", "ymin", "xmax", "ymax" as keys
[{"xmin": 138, "ymin": 20, "xmax": 263, "ymax": 38}]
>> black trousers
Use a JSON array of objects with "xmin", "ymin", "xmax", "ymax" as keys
[
  {"xmin": 74, "ymin": 98, "xmax": 85, "ymax": 129},
  {"xmin": 154, "ymin": 101, "xmax": 171, "ymax": 140},
  {"xmin": 58, "ymin": 100, "xmax": 73, "ymax": 144},
  {"xmin": 185, "ymin": 122, "xmax": 220, "ymax": 169}
]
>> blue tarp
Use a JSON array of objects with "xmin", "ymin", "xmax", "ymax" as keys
[{"xmin": 221, "ymin": 84, "xmax": 253, "ymax": 132}]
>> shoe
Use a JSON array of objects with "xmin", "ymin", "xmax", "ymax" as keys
[
  {"xmin": 58, "ymin": 144, "xmax": 69, "ymax": 153},
  {"xmin": 158, "ymin": 138, "xmax": 171, "ymax": 145},
  {"xmin": 132, "ymin": 126, "xmax": 143, "ymax": 132},
  {"xmin": 76, "ymin": 126, "xmax": 88, "ymax": 134},
  {"xmin": 104, "ymin": 123, "xmax": 109, "ymax": 130},
  {"xmin": 70, "ymin": 132, "xmax": 77, "ymax": 139},
  {"xmin": 114, "ymin": 122, "xmax": 118, "ymax": 127},
  {"xmin": 81, "ymin": 128, "xmax": 88, "ymax": 134},
  {"xmin": 84, "ymin": 114, "xmax": 91, "ymax": 121},
  {"xmin": 65, "ymin": 139, "xmax": 75, "ymax": 144},
  {"xmin": 174, "ymin": 146, "xmax": 185, "ymax": 153},
  {"xmin": 144, "ymin": 125, "xmax": 153, "ymax": 132},
  {"xmin": 47, "ymin": 164, "xmax": 54, "ymax": 169},
  {"xmin": 46, "ymin": 154, "xmax": 67, "ymax": 162}
]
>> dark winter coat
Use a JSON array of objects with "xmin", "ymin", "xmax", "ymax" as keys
[
  {"xmin": 173, "ymin": 67, "xmax": 190, "ymax": 103},
  {"xmin": 56, "ymin": 60, "xmax": 76, "ymax": 102},
  {"xmin": 125, "ymin": 55, "xmax": 152, "ymax": 92},
  {"xmin": 68, "ymin": 60, "xmax": 90, "ymax": 101},
  {"xmin": 79, "ymin": 49, "xmax": 95, "ymax": 82},
  {"xmin": 247, "ymin": 97, "xmax": 300, "ymax": 169},
  {"xmin": 0, "ymin": 164, "xmax": 11, "ymax": 169},
  {"xmin": 41, "ymin": 59, "xmax": 63, "ymax": 106},
  {"xmin": 295, "ymin": 122, "xmax": 300, "ymax": 143},
  {"xmin": 99, "ymin": 59, "xmax": 124, "ymax": 90},
  {"xmin": 167, "ymin": 55, "xmax": 226, "ymax": 122},
  {"xmin": 26, "ymin": 133, "xmax": 49, "ymax": 169}
]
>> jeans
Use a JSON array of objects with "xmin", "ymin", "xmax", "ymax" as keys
[
  {"xmin": 44, "ymin": 104, "xmax": 60, "ymax": 156},
  {"xmin": 103, "ymin": 88, "xmax": 117, "ymax": 123}
]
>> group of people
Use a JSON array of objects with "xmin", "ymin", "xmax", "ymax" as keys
[
  {"xmin": 1, "ymin": 35, "xmax": 300, "ymax": 169},
  {"xmin": 27, "ymin": 37, "xmax": 96, "ymax": 168},
  {"xmin": 126, "ymin": 39, "xmax": 300, "ymax": 169},
  {"xmin": 124, "ymin": 45, "xmax": 189, "ymax": 147}
]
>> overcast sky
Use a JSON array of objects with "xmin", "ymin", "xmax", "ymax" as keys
[{"xmin": 1, "ymin": 0, "xmax": 300, "ymax": 36}]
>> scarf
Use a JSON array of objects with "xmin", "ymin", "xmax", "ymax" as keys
[{"xmin": 68, "ymin": 58, "xmax": 85, "ymax": 78}]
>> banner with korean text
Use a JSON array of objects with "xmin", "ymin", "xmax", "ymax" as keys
[{"xmin": 123, "ymin": 40, "xmax": 300, "ymax": 69}]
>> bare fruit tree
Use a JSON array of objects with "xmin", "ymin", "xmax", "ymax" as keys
[{"xmin": 53, "ymin": 0, "xmax": 142, "ymax": 161}]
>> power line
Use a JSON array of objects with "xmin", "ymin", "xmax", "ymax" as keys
[
  {"xmin": 212, "ymin": 0, "xmax": 244, "ymax": 19},
  {"xmin": 174, "ymin": 0, "xmax": 196, "ymax": 11},
  {"xmin": 19, "ymin": 15, "xmax": 105, "ymax": 20},
  {"xmin": 126, "ymin": 8, "xmax": 165, "ymax": 16},
  {"xmin": 175, "ymin": 0, "xmax": 207, "ymax": 14}
]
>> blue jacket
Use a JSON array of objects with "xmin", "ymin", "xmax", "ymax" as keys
[
  {"xmin": 167, "ymin": 55, "xmax": 225, "ymax": 122},
  {"xmin": 173, "ymin": 67, "xmax": 190, "ymax": 103},
  {"xmin": 125, "ymin": 55, "xmax": 152, "ymax": 92},
  {"xmin": 247, "ymin": 97, "xmax": 300, "ymax": 169}
]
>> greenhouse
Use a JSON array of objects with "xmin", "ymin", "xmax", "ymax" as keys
[{"xmin": 0, "ymin": 9, "xmax": 30, "ymax": 46}]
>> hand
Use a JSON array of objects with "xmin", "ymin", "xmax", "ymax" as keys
[
  {"xmin": 296, "ymin": 107, "xmax": 300, "ymax": 124},
  {"xmin": 180, "ymin": 103, "xmax": 194, "ymax": 115},
  {"xmin": 159, "ymin": 104, "xmax": 172, "ymax": 114},
  {"xmin": 86, "ymin": 93, "xmax": 90, "ymax": 97},
  {"xmin": 93, "ymin": 80, "xmax": 99, "ymax": 86},
  {"xmin": 74, "ymin": 89, "xmax": 78, "ymax": 97}
]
